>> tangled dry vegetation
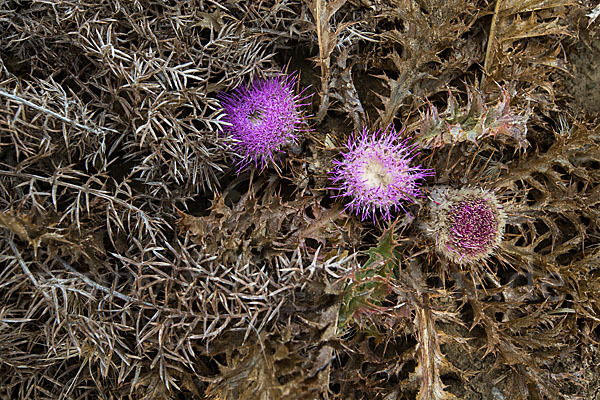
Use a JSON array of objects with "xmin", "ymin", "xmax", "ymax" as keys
[{"xmin": 0, "ymin": 1, "xmax": 599, "ymax": 399}]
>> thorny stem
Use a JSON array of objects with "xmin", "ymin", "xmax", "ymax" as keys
[
  {"xmin": 7, "ymin": 240, "xmax": 236, "ymax": 327},
  {"xmin": 315, "ymin": 0, "xmax": 331, "ymax": 122},
  {"xmin": 0, "ymin": 88, "xmax": 116, "ymax": 135},
  {"xmin": 9, "ymin": 236, "xmax": 152, "ymax": 306},
  {"xmin": 55, "ymin": 257, "xmax": 155, "ymax": 307},
  {"xmin": 481, "ymin": 0, "xmax": 503, "ymax": 88},
  {"xmin": 0, "ymin": 170, "xmax": 159, "ymax": 239},
  {"xmin": 7, "ymin": 237, "xmax": 52, "ymax": 301}
]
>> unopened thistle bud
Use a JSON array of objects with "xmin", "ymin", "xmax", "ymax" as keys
[
  {"xmin": 219, "ymin": 72, "xmax": 311, "ymax": 171},
  {"xmin": 424, "ymin": 187, "xmax": 506, "ymax": 264},
  {"xmin": 330, "ymin": 127, "xmax": 434, "ymax": 222}
]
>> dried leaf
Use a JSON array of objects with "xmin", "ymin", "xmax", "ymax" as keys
[
  {"xmin": 413, "ymin": 307, "xmax": 458, "ymax": 400},
  {"xmin": 417, "ymin": 85, "xmax": 530, "ymax": 149}
]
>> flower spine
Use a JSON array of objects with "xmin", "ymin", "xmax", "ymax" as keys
[
  {"xmin": 425, "ymin": 187, "xmax": 506, "ymax": 264},
  {"xmin": 220, "ymin": 73, "xmax": 311, "ymax": 171},
  {"xmin": 330, "ymin": 126, "xmax": 434, "ymax": 222}
]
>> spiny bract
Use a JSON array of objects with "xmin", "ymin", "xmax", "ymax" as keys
[
  {"xmin": 330, "ymin": 126, "xmax": 433, "ymax": 222},
  {"xmin": 220, "ymin": 72, "xmax": 310, "ymax": 171},
  {"xmin": 425, "ymin": 186, "xmax": 506, "ymax": 264}
]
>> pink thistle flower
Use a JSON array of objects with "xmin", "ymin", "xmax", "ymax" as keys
[
  {"xmin": 330, "ymin": 126, "xmax": 434, "ymax": 222},
  {"xmin": 424, "ymin": 187, "xmax": 506, "ymax": 264},
  {"xmin": 219, "ymin": 73, "xmax": 311, "ymax": 171}
]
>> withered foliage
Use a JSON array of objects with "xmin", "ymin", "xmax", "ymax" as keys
[
  {"xmin": 0, "ymin": 0, "xmax": 598, "ymax": 399},
  {"xmin": 416, "ymin": 85, "xmax": 530, "ymax": 150}
]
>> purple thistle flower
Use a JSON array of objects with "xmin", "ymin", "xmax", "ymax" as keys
[
  {"xmin": 424, "ymin": 187, "xmax": 506, "ymax": 264},
  {"xmin": 219, "ymin": 73, "xmax": 311, "ymax": 171},
  {"xmin": 330, "ymin": 126, "xmax": 434, "ymax": 222}
]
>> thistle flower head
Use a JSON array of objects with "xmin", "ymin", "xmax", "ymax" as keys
[
  {"xmin": 330, "ymin": 127, "xmax": 434, "ymax": 221},
  {"xmin": 219, "ymin": 73, "xmax": 310, "ymax": 171},
  {"xmin": 425, "ymin": 187, "xmax": 506, "ymax": 264}
]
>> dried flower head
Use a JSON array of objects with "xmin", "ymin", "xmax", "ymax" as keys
[
  {"xmin": 220, "ymin": 73, "xmax": 310, "ymax": 170},
  {"xmin": 424, "ymin": 187, "xmax": 506, "ymax": 264},
  {"xmin": 330, "ymin": 127, "xmax": 434, "ymax": 221}
]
